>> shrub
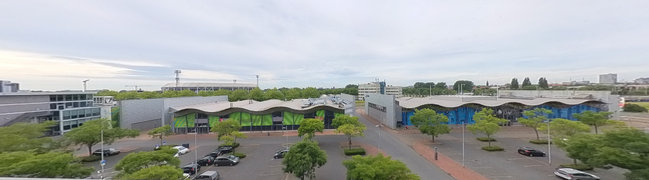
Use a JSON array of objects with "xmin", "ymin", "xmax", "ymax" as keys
[
  {"xmin": 477, "ymin": 137, "xmax": 496, "ymax": 142},
  {"xmin": 219, "ymin": 142, "xmax": 240, "ymax": 149},
  {"xmin": 624, "ymin": 103, "xmax": 648, "ymax": 113},
  {"xmin": 230, "ymin": 152, "xmax": 246, "ymax": 158},
  {"xmin": 560, "ymin": 164, "xmax": 594, "ymax": 171},
  {"xmin": 344, "ymin": 148, "xmax": 366, "ymax": 156},
  {"xmin": 481, "ymin": 146, "xmax": 504, "ymax": 151},
  {"xmin": 529, "ymin": 139, "xmax": 551, "ymax": 144},
  {"xmin": 81, "ymin": 155, "xmax": 101, "ymax": 162}
]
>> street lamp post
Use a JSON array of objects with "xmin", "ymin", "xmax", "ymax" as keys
[
  {"xmin": 375, "ymin": 124, "xmax": 383, "ymax": 151},
  {"xmin": 100, "ymin": 120, "xmax": 104, "ymax": 179},
  {"xmin": 194, "ymin": 125, "xmax": 198, "ymax": 175},
  {"xmin": 462, "ymin": 120, "xmax": 465, "ymax": 167},
  {"xmin": 548, "ymin": 120, "xmax": 552, "ymax": 165}
]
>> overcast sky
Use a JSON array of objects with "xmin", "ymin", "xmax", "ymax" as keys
[{"xmin": 1, "ymin": 1, "xmax": 648, "ymax": 91}]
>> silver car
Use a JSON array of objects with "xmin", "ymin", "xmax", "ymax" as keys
[{"xmin": 554, "ymin": 168, "xmax": 600, "ymax": 180}]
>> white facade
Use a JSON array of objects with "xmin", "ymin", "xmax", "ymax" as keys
[
  {"xmin": 358, "ymin": 82, "xmax": 402, "ymax": 100},
  {"xmin": 599, "ymin": 73, "xmax": 617, "ymax": 84},
  {"xmin": 0, "ymin": 80, "xmax": 19, "ymax": 93}
]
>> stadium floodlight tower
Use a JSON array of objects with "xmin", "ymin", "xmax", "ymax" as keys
[{"xmin": 174, "ymin": 70, "xmax": 182, "ymax": 88}]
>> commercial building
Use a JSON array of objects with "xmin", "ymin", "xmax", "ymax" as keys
[
  {"xmin": 634, "ymin": 77, "xmax": 649, "ymax": 84},
  {"xmin": 118, "ymin": 96, "xmax": 228, "ymax": 131},
  {"xmin": 162, "ymin": 82, "xmax": 257, "ymax": 92},
  {"xmin": 0, "ymin": 80, "xmax": 19, "ymax": 93},
  {"xmin": 0, "ymin": 91, "xmax": 100, "ymax": 135},
  {"xmin": 358, "ymin": 81, "xmax": 402, "ymax": 100},
  {"xmin": 599, "ymin": 73, "xmax": 618, "ymax": 84},
  {"xmin": 365, "ymin": 90, "xmax": 620, "ymax": 129},
  {"xmin": 170, "ymin": 94, "xmax": 354, "ymax": 133}
]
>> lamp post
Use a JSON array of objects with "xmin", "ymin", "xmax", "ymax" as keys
[
  {"xmin": 548, "ymin": 120, "xmax": 552, "ymax": 165},
  {"xmin": 100, "ymin": 120, "xmax": 104, "ymax": 179},
  {"xmin": 462, "ymin": 120, "xmax": 465, "ymax": 167},
  {"xmin": 194, "ymin": 124, "xmax": 198, "ymax": 175},
  {"xmin": 375, "ymin": 124, "xmax": 383, "ymax": 151},
  {"xmin": 460, "ymin": 84, "xmax": 465, "ymax": 102},
  {"xmin": 82, "ymin": 79, "xmax": 89, "ymax": 92}
]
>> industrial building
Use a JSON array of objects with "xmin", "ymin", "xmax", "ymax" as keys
[
  {"xmin": 365, "ymin": 90, "xmax": 620, "ymax": 129},
  {"xmin": 170, "ymin": 94, "xmax": 355, "ymax": 133},
  {"xmin": 358, "ymin": 81, "xmax": 402, "ymax": 100},
  {"xmin": 0, "ymin": 91, "xmax": 101, "ymax": 135},
  {"xmin": 599, "ymin": 73, "xmax": 618, "ymax": 84},
  {"xmin": 161, "ymin": 82, "xmax": 257, "ymax": 92}
]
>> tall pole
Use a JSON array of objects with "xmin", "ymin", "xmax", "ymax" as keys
[
  {"xmin": 256, "ymin": 75, "xmax": 259, "ymax": 88},
  {"xmin": 548, "ymin": 120, "xmax": 551, "ymax": 165},
  {"xmin": 82, "ymin": 79, "xmax": 89, "ymax": 92},
  {"xmin": 376, "ymin": 124, "xmax": 381, "ymax": 151},
  {"xmin": 462, "ymin": 120, "xmax": 465, "ymax": 167},
  {"xmin": 429, "ymin": 84, "xmax": 432, "ymax": 96},
  {"xmin": 100, "ymin": 120, "xmax": 104, "ymax": 179},
  {"xmin": 194, "ymin": 124, "xmax": 198, "ymax": 175}
]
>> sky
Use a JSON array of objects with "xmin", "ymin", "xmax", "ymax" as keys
[{"xmin": 1, "ymin": 1, "xmax": 648, "ymax": 91}]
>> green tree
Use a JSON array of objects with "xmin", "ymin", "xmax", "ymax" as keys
[
  {"xmin": 298, "ymin": 118, "xmax": 324, "ymax": 140},
  {"xmin": 538, "ymin": 77, "xmax": 549, "ymax": 89},
  {"xmin": 561, "ymin": 133, "xmax": 602, "ymax": 165},
  {"xmin": 282, "ymin": 140, "xmax": 327, "ymax": 180},
  {"xmin": 160, "ymin": 90, "xmax": 179, "ymax": 98},
  {"xmin": 467, "ymin": 108, "xmax": 509, "ymax": 147},
  {"xmin": 623, "ymin": 103, "xmax": 648, "ymax": 113},
  {"xmin": 343, "ymin": 154, "xmax": 420, "ymax": 180},
  {"xmin": 410, "ymin": 109, "xmax": 451, "ymax": 143},
  {"xmin": 249, "ymin": 88, "xmax": 265, "ymax": 101},
  {"xmin": 197, "ymin": 90, "xmax": 214, "ymax": 97},
  {"xmin": 453, "ymin": 80, "xmax": 474, "ymax": 93},
  {"xmin": 115, "ymin": 147, "xmax": 179, "ymax": 176},
  {"xmin": 177, "ymin": 90, "xmax": 197, "ymax": 97},
  {"xmin": 0, "ymin": 151, "xmax": 93, "ymax": 178},
  {"xmin": 332, "ymin": 115, "xmax": 366, "ymax": 149},
  {"xmin": 285, "ymin": 88, "xmax": 302, "ymax": 100},
  {"xmin": 573, "ymin": 111, "xmax": 615, "ymax": 134},
  {"xmin": 214, "ymin": 89, "xmax": 232, "ymax": 96},
  {"xmin": 265, "ymin": 88, "xmax": 285, "ymax": 100},
  {"xmin": 0, "ymin": 121, "xmax": 59, "ymax": 153},
  {"xmin": 229, "ymin": 89, "xmax": 249, "ymax": 101},
  {"xmin": 434, "ymin": 82, "xmax": 447, "ymax": 89},
  {"xmin": 522, "ymin": 77, "xmax": 532, "ymax": 87},
  {"xmin": 148, "ymin": 125, "xmax": 173, "ymax": 146},
  {"xmin": 538, "ymin": 118, "xmax": 590, "ymax": 143},
  {"xmin": 138, "ymin": 91, "xmax": 160, "ymax": 99},
  {"xmin": 510, "ymin": 78, "xmax": 519, "ymax": 89},
  {"xmin": 588, "ymin": 128, "xmax": 649, "ymax": 179},
  {"xmin": 120, "ymin": 165, "xmax": 183, "ymax": 180},
  {"xmin": 211, "ymin": 119, "xmax": 242, "ymax": 138},
  {"xmin": 519, "ymin": 108, "xmax": 552, "ymax": 141},
  {"xmin": 64, "ymin": 119, "xmax": 139, "ymax": 156},
  {"xmin": 96, "ymin": 90, "xmax": 119, "ymax": 97},
  {"xmin": 302, "ymin": 87, "xmax": 320, "ymax": 98}
]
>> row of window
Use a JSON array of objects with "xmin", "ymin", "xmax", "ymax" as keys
[
  {"xmin": 61, "ymin": 118, "xmax": 92, "ymax": 130},
  {"xmin": 368, "ymin": 102, "xmax": 387, "ymax": 112},
  {"xmin": 49, "ymin": 94, "xmax": 93, "ymax": 102},
  {"xmin": 62, "ymin": 108, "xmax": 100, "ymax": 120},
  {"xmin": 49, "ymin": 101, "xmax": 94, "ymax": 110}
]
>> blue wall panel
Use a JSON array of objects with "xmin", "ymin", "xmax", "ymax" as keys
[{"xmin": 524, "ymin": 104, "xmax": 600, "ymax": 120}]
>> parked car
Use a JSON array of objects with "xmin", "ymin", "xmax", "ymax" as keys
[
  {"xmin": 173, "ymin": 146, "xmax": 190, "ymax": 157},
  {"xmin": 214, "ymin": 155, "xmax": 239, "ymax": 166},
  {"xmin": 216, "ymin": 146, "xmax": 233, "ymax": 154},
  {"xmin": 92, "ymin": 148, "xmax": 120, "ymax": 156},
  {"xmin": 154, "ymin": 144, "xmax": 178, "ymax": 151},
  {"xmin": 195, "ymin": 171, "xmax": 220, "ymax": 180},
  {"xmin": 197, "ymin": 156, "xmax": 215, "ymax": 166},
  {"xmin": 554, "ymin": 168, "xmax": 600, "ymax": 180},
  {"xmin": 517, "ymin": 147, "xmax": 546, "ymax": 157},
  {"xmin": 206, "ymin": 151, "xmax": 222, "ymax": 158},
  {"xmin": 273, "ymin": 149, "xmax": 289, "ymax": 159},
  {"xmin": 182, "ymin": 163, "xmax": 201, "ymax": 175}
]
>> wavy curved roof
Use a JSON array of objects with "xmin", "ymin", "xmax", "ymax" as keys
[
  {"xmin": 170, "ymin": 99, "xmax": 345, "ymax": 113},
  {"xmin": 396, "ymin": 96, "xmax": 604, "ymax": 109}
]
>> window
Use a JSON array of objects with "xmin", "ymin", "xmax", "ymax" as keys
[
  {"xmin": 87, "ymin": 94, "xmax": 93, "ymax": 100},
  {"xmin": 50, "ymin": 95, "xmax": 56, "ymax": 102},
  {"xmin": 73, "ymin": 102, "xmax": 79, "ymax": 108},
  {"xmin": 71, "ymin": 120, "xmax": 78, "ymax": 128},
  {"xmin": 86, "ymin": 109, "xmax": 92, "ymax": 117},
  {"xmin": 197, "ymin": 113, "xmax": 208, "ymax": 119},
  {"xmin": 73, "ymin": 95, "xmax": 79, "ymax": 101},
  {"xmin": 80, "ymin": 102, "xmax": 86, "ymax": 107},
  {"xmin": 92, "ymin": 108, "xmax": 100, "ymax": 116},
  {"xmin": 71, "ymin": 110, "xmax": 78, "ymax": 119},
  {"xmin": 80, "ymin": 94, "xmax": 86, "ymax": 100},
  {"xmin": 66, "ymin": 102, "xmax": 72, "ymax": 108},
  {"xmin": 50, "ymin": 104, "xmax": 57, "ymax": 109},
  {"xmin": 63, "ymin": 111, "xmax": 71, "ymax": 120},
  {"xmin": 65, "ymin": 95, "xmax": 72, "ymax": 101}
]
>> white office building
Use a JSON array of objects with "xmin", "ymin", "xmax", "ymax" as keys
[
  {"xmin": 599, "ymin": 73, "xmax": 618, "ymax": 84},
  {"xmin": 358, "ymin": 82, "xmax": 402, "ymax": 100}
]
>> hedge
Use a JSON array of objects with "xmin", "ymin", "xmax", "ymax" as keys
[
  {"xmin": 529, "ymin": 139, "xmax": 551, "ymax": 144},
  {"xmin": 230, "ymin": 152, "xmax": 247, "ymax": 158},
  {"xmin": 624, "ymin": 103, "xmax": 648, "ymax": 113},
  {"xmin": 477, "ymin": 137, "xmax": 496, "ymax": 142},
  {"xmin": 344, "ymin": 148, "xmax": 366, "ymax": 156},
  {"xmin": 81, "ymin": 155, "xmax": 101, "ymax": 162},
  {"xmin": 481, "ymin": 146, "xmax": 504, "ymax": 151},
  {"xmin": 560, "ymin": 164, "xmax": 594, "ymax": 171}
]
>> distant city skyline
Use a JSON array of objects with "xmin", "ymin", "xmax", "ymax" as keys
[{"xmin": 1, "ymin": 1, "xmax": 648, "ymax": 91}]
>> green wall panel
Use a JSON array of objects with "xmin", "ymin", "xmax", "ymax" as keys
[
  {"xmin": 230, "ymin": 112, "xmax": 241, "ymax": 121},
  {"xmin": 262, "ymin": 115, "xmax": 273, "ymax": 126},
  {"xmin": 174, "ymin": 115, "xmax": 187, "ymax": 128},
  {"xmin": 283, "ymin": 112, "xmax": 294, "ymax": 125},
  {"xmin": 252, "ymin": 114, "xmax": 262, "ymax": 126},
  {"xmin": 208, "ymin": 115, "xmax": 219, "ymax": 127},
  {"xmin": 186, "ymin": 113, "xmax": 196, "ymax": 128},
  {"xmin": 241, "ymin": 112, "xmax": 251, "ymax": 126},
  {"xmin": 294, "ymin": 113, "xmax": 304, "ymax": 125}
]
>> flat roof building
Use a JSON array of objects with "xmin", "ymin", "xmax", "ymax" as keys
[
  {"xmin": 599, "ymin": 73, "xmax": 617, "ymax": 84},
  {"xmin": 0, "ymin": 91, "xmax": 100, "ymax": 135},
  {"xmin": 162, "ymin": 82, "xmax": 257, "ymax": 92},
  {"xmin": 0, "ymin": 80, "xmax": 19, "ymax": 93},
  {"xmin": 358, "ymin": 81, "xmax": 402, "ymax": 100}
]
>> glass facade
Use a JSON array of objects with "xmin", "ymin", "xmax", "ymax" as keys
[{"xmin": 47, "ymin": 94, "xmax": 99, "ymax": 133}]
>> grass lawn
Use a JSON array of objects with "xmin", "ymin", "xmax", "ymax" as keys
[{"xmin": 629, "ymin": 102, "xmax": 649, "ymax": 111}]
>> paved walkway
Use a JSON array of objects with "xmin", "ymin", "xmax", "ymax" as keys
[{"xmin": 358, "ymin": 109, "xmax": 488, "ymax": 180}]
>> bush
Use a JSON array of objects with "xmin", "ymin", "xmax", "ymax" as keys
[
  {"xmin": 219, "ymin": 142, "xmax": 240, "ymax": 149},
  {"xmin": 344, "ymin": 148, "xmax": 366, "ymax": 156},
  {"xmin": 80, "ymin": 155, "xmax": 101, "ymax": 162},
  {"xmin": 477, "ymin": 137, "xmax": 496, "ymax": 142},
  {"xmin": 624, "ymin": 103, "xmax": 648, "ymax": 113},
  {"xmin": 529, "ymin": 139, "xmax": 551, "ymax": 144},
  {"xmin": 230, "ymin": 152, "xmax": 246, "ymax": 158},
  {"xmin": 481, "ymin": 146, "xmax": 504, "ymax": 151},
  {"xmin": 560, "ymin": 164, "xmax": 594, "ymax": 171}
]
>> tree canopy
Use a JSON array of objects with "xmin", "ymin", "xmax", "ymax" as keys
[
  {"xmin": 298, "ymin": 118, "xmax": 324, "ymax": 140},
  {"xmin": 249, "ymin": 88, "xmax": 265, "ymax": 101},
  {"xmin": 521, "ymin": 77, "xmax": 532, "ymax": 87},
  {"xmin": 518, "ymin": 108, "xmax": 552, "ymax": 140},
  {"xmin": 573, "ymin": 111, "xmax": 616, "ymax": 134},
  {"xmin": 332, "ymin": 115, "xmax": 366, "ymax": 149},
  {"xmin": 114, "ymin": 147, "xmax": 179, "ymax": 176},
  {"xmin": 211, "ymin": 119, "xmax": 242, "ymax": 138},
  {"xmin": 467, "ymin": 108, "xmax": 508, "ymax": 147},
  {"xmin": 120, "ymin": 165, "xmax": 183, "ymax": 180},
  {"xmin": 538, "ymin": 77, "xmax": 549, "ymax": 89},
  {"xmin": 453, "ymin": 80, "xmax": 474, "ymax": 93},
  {"xmin": 64, "ymin": 119, "xmax": 139, "ymax": 156},
  {"xmin": 410, "ymin": 108, "xmax": 450, "ymax": 143},
  {"xmin": 343, "ymin": 154, "xmax": 420, "ymax": 180},
  {"xmin": 0, "ymin": 151, "xmax": 93, "ymax": 178},
  {"xmin": 538, "ymin": 118, "xmax": 590, "ymax": 142},
  {"xmin": 0, "ymin": 121, "xmax": 60, "ymax": 153},
  {"xmin": 148, "ymin": 125, "xmax": 173, "ymax": 146},
  {"xmin": 510, "ymin": 78, "xmax": 519, "ymax": 89},
  {"xmin": 282, "ymin": 140, "xmax": 327, "ymax": 180},
  {"xmin": 265, "ymin": 88, "xmax": 285, "ymax": 100}
]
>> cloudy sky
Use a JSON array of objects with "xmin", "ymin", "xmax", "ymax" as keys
[{"xmin": 1, "ymin": 1, "xmax": 648, "ymax": 91}]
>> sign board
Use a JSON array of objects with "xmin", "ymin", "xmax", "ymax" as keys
[{"xmin": 100, "ymin": 160, "xmax": 106, "ymax": 166}]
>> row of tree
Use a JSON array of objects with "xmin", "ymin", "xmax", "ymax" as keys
[
  {"xmin": 510, "ymin": 77, "xmax": 549, "ymax": 90},
  {"xmin": 97, "ymin": 85, "xmax": 358, "ymax": 101},
  {"xmin": 0, "ymin": 119, "xmax": 139, "ymax": 178}
]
